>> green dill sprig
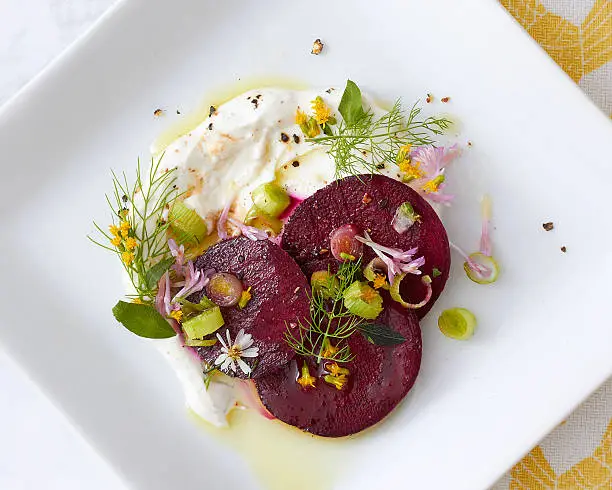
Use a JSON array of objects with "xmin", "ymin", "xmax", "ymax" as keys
[
  {"xmin": 307, "ymin": 80, "xmax": 451, "ymax": 179},
  {"xmin": 88, "ymin": 154, "xmax": 180, "ymax": 303},
  {"xmin": 284, "ymin": 259, "xmax": 365, "ymax": 364}
]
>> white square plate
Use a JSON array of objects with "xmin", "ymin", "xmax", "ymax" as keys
[{"xmin": 1, "ymin": 1, "xmax": 611, "ymax": 489}]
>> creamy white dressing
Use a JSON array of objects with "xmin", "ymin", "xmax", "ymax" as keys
[{"xmin": 153, "ymin": 86, "xmax": 432, "ymax": 426}]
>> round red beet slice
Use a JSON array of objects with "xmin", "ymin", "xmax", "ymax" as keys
[
  {"xmin": 281, "ymin": 174, "xmax": 450, "ymax": 318},
  {"xmin": 255, "ymin": 300, "xmax": 422, "ymax": 437},
  {"xmin": 189, "ymin": 237, "xmax": 310, "ymax": 379}
]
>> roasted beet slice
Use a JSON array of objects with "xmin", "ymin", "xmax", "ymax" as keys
[
  {"xmin": 281, "ymin": 175, "xmax": 450, "ymax": 318},
  {"xmin": 255, "ymin": 301, "xmax": 422, "ymax": 437},
  {"xmin": 189, "ymin": 237, "xmax": 309, "ymax": 379}
]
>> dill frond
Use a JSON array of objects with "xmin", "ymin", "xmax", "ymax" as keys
[
  {"xmin": 88, "ymin": 154, "xmax": 180, "ymax": 303},
  {"xmin": 308, "ymin": 99, "xmax": 450, "ymax": 180},
  {"xmin": 284, "ymin": 259, "xmax": 365, "ymax": 364}
]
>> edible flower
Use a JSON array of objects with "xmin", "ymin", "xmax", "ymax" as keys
[
  {"xmin": 422, "ymin": 174, "xmax": 445, "ymax": 194},
  {"xmin": 217, "ymin": 201, "xmax": 231, "ymax": 240},
  {"xmin": 372, "ymin": 274, "xmax": 387, "ymax": 290},
  {"xmin": 311, "ymin": 96, "xmax": 332, "ymax": 125},
  {"xmin": 408, "ymin": 144, "xmax": 460, "ymax": 204},
  {"xmin": 172, "ymin": 261, "xmax": 213, "ymax": 302},
  {"xmin": 169, "ymin": 309, "xmax": 183, "ymax": 323},
  {"xmin": 214, "ymin": 328, "xmax": 259, "ymax": 375},
  {"xmin": 323, "ymin": 362, "xmax": 350, "ymax": 391},
  {"xmin": 297, "ymin": 362, "xmax": 316, "ymax": 389},
  {"xmin": 327, "ymin": 362, "xmax": 350, "ymax": 377},
  {"xmin": 168, "ymin": 238, "xmax": 185, "ymax": 274},
  {"xmin": 154, "ymin": 240, "xmax": 213, "ymax": 318},
  {"xmin": 321, "ymin": 338, "xmax": 339, "ymax": 358},
  {"xmin": 124, "ymin": 237, "xmax": 138, "ymax": 251},
  {"xmin": 121, "ymin": 251, "xmax": 134, "ymax": 265},
  {"xmin": 396, "ymin": 144, "xmax": 412, "ymax": 163},
  {"xmin": 120, "ymin": 220, "xmax": 131, "ymax": 238},
  {"xmin": 295, "ymin": 108, "xmax": 308, "ymax": 126},
  {"xmin": 399, "ymin": 160, "xmax": 425, "ymax": 181},
  {"xmin": 228, "ymin": 217, "xmax": 268, "ymax": 241},
  {"xmin": 238, "ymin": 286, "xmax": 252, "ymax": 309},
  {"xmin": 110, "ymin": 236, "xmax": 122, "ymax": 247},
  {"xmin": 109, "ymin": 224, "xmax": 120, "ymax": 237},
  {"xmin": 356, "ymin": 231, "xmax": 425, "ymax": 284},
  {"xmin": 218, "ymin": 200, "xmax": 269, "ymax": 241},
  {"xmin": 450, "ymin": 194, "xmax": 500, "ymax": 284},
  {"xmin": 324, "ymin": 374, "xmax": 348, "ymax": 390}
]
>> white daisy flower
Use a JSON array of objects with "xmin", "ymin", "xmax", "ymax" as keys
[{"xmin": 214, "ymin": 328, "xmax": 259, "ymax": 375}]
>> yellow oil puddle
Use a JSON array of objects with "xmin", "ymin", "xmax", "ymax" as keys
[
  {"xmin": 151, "ymin": 76, "xmax": 308, "ymax": 155},
  {"xmin": 189, "ymin": 408, "xmax": 354, "ymax": 490}
]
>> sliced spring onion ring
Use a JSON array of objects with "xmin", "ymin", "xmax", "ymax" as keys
[
  {"xmin": 391, "ymin": 202, "xmax": 420, "ymax": 234},
  {"xmin": 390, "ymin": 274, "xmax": 433, "ymax": 309},
  {"xmin": 251, "ymin": 182, "xmax": 290, "ymax": 218},
  {"xmin": 363, "ymin": 258, "xmax": 389, "ymax": 290},
  {"xmin": 311, "ymin": 271, "xmax": 340, "ymax": 299},
  {"xmin": 169, "ymin": 200, "xmax": 208, "ymax": 245},
  {"xmin": 463, "ymin": 252, "xmax": 499, "ymax": 284},
  {"xmin": 342, "ymin": 281, "xmax": 383, "ymax": 319},
  {"xmin": 438, "ymin": 308, "xmax": 476, "ymax": 340},
  {"xmin": 182, "ymin": 306, "xmax": 224, "ymax": 341}
]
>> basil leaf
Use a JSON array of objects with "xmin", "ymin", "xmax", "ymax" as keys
[
  {"xmin": 358, "ymin": 323, "xmax": 406, "ymax": 346},
  {"xmin": 112, "ymin": 301, "xmax": 176, "ymax": 339},
  {"xmin": 338, "ymin": 80, "xmax": 365, "ymax": 126},
  {"xmin": 145, "ymin": 258, "xmax": 175, "ymax": 290}
]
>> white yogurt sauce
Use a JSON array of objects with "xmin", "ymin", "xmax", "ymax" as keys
[{"xmin": 155, "ymin": 87, "xmax": 420, "ymax": 426}]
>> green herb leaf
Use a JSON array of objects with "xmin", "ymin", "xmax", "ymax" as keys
[
  {"xmin": 432, "ymin": 267, "xmax": 442, "ymax": 278},
  {"xmin": 112, "ymin": 301, "xmax": 176, "ymax": 339},
  {"xmin": 145, "ymin": 258, "xmax": 175, "ymax": 290},
  {"xmin": 357, "ymin": 323, "xmax": 406, "ymax": 346},
  {"xmin": 338, "ymin": 80, "xmax": 365, "ymax": 126}
]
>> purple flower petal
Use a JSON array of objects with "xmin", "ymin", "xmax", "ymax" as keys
[
  {"xmin": 228, "ymin": 217, "xmax": 268, "ymax": 241},
  {"xmin": 217, "ymin": 201, "xmax": 231, "ymax": 240}
]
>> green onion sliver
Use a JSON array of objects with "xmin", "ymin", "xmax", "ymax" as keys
[
  {"xmin": 182, "ymin": 306, "xmax": 224, "ymax": 342},
  {"xmin": 169, "ymin": 200, "xmax": 208, "ymax": 245},
  {"xmin": 438, "ymin": 308, "xmax": 476, "ymax": 340},
  {"xmin": 184, "ymin": 338, "xmax": 218, "ymax": 347},
  {"xmin": 251, "ymin": 182, "xmax": 290, "ymax": 218}
]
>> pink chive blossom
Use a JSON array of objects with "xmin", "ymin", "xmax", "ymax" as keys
[
  {"xmin": 450, "ymin": 194, "xmax": 496, "ymax": 276},
  {"xmin": 217, "ymin": 200, "xmax": 268, "ymax": 241},
  {"xmin": 217, "ymin": 201, "xmax": 231, "ymax": 240},
  {"xmin": 154, "ymin": 240, "xmax": 212, "ymax": 318},
  {"xmin": 172, "ymin": 262, "xmax": 213, "ymax": 302},
  {"xmin": 355, "ymin": 231, "xmax": 425, "ymax": 284},
  {"xmin": 228, "ymin": 217, "xmax": 268, "ymax": 241},
  {"xmin": 479, "ymin": 194, "xmax": 492, "ymax": 257},
  {"xmin": 409, "ymin": 144, "xmax": 460, "ymax": 205},
  {"xmin": 168, "ymin": 238, "xmax": 185, "ymax": 274},
  {"xmin": 449, "ymin": 242, "xmax": 488, "ymax": 275}
]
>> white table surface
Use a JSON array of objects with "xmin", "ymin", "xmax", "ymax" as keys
[{"xmin": 0, "ymin": 2, "xmax": 126, "ymax": 488}]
